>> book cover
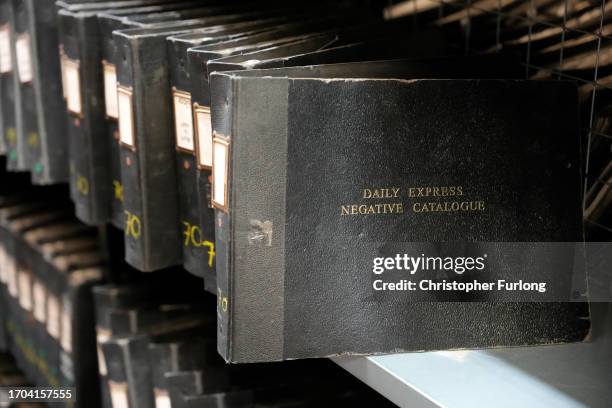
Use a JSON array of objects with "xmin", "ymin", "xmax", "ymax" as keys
[
  {"xmin": 209, "ymin": 60, "xmax": 590, "ymax": 362},
  {"xmin": 0, "ymin": 0, "xmax": 24, "ymax": 171}
]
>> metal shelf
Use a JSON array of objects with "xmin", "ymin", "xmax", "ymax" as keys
[{"xmin": 333, "ymin": 303, "xmax": 612, "ymax": 408}]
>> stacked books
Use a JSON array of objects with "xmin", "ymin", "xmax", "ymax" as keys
[
  {"xmin": 92, "ymin": 280, "xmax": 395, "ymax": 408},
  {"xmin": 0, "ymin": 183, "xmax": 105, "ymax": 406},
  {"xmin": 0, "ymin": 0, "xmax": 603, "ymax": 370}
]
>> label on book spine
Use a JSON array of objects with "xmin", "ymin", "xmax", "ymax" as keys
[
  {"xmin": 16, "ymin": 33, "xmax": 32, "ymax": 83},
  {"xmin": 59, "ymin": 46, "xmax": 67, "ymax": 99},
  {"xmin": 154, "ymin": 389, "xmax": 171, "ymax": 408},
  {"xmin": 103, "ymin": 61, "xmax": 118, "ymax": 119},
  {"xmin": 96, "ymin": 327, "xmax": 110, "ymax": 376},
  {"xmin": 17, "ymin": 268, "xmax": 32, "ymax": 311},
  {"xmin": 117, "ymin": 85, "xmax": 135, "ymax": 149},
  {"xmin": 6, "ymin": 253, "xmax": 17, "ymax": 297},
  {"xmin": 173, "ymin": 88, "xmax": 194, "ymax": 152},
  {"xmin": 109, "ymin": 381, "xmax": 129, "ymax": 408},
  {"xmin": 0, "ymin": 25, "xmax": 12, "ymax": 73},
  {"xmin": 33, "ymin": 280, "xmax": 46, "ymax": 323},
  {"xmin": 61, "ymin": 298, "xmax": 72, "ymax": 353},
  {"xmin": 212, "ymin": 134, "xmax": 230, "ymax": 211},
  {"xmin": 64, "ymin": 58, "xmax": 82, "ymax": 115},
  {"xmin": 195, "ymin": 104, "xmax": 212, "ymax": 169},
  {"xmin": 46, "ymin": 294, "xmax": 60, "ymax": 339}
]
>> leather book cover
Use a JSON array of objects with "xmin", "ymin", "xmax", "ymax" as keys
[
  {"xmin": 0, "ymin": 0, "xmax": 25, "ymax": 171},
  {"xmin": 99, "ymin": 8, "xmax": 291, "ymax": 229},
  {"xmin": 180, "ymin": 18, "xmax": 377, "ymax": 288},
  {"xmin": 25, "ymin": 0, "xmax": 68, "ymax": 185},
  {"xmin": 102, "ymin": 318, "xmax": 208, "ymax": 408},
  {"xmin": 148, "ymin": 335, "xmax": 215, "ymax": 407},
  {"xmin": 112, "ymin": 17, "xmax": 292, "ymax": 271},
  {"xmin": 59, "ymin": 1, "xmax": 252, "ymax": 225},
  {"xmin": 166, "ymin": 18, "xmax": 302, "ymax": 280},
  {"xmin": 11, "ymin": 0, "xmax": 38, "ymax": 175},
  {"xmin": 209, "ymin": 60, "xmax": 590, "ymax": 362}
]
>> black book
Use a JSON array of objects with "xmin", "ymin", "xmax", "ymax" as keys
[
  {"xmin": 209, "ymin": 58, "xmax": 590, "ymax": 362},
  {"xmin": 167, "ymin": 18, "xmax": 309, "ymax": 279},
  {"xmin": 165, "ymin": 371, "xmax": 204, "ymax": 408},
  {"xmin": 58, "ymin": 0, "xmax": 249, "ymax": 225},
  {"xmin": 184, "ymin": 24, "xmax": 447, "ymax": 290},
  {"xmin": 102, "ymin": 317, "xmax": 208, "ymax": 408},
  {"xmin": 112, "ymin": 17, "xmax": 285, "ymax": 271},
  {"xmin": 148, "ymin": 334, "xmax": 215, "ymax": 407},
  {"xmin": 21, "ymin": 0, "xmax": 69, "ymax": 184},
  {"xmin": 0, "ymin": 0, "xmax": 23, "ymax": 171},
  {"xmin": 11, "ymin": 0, "xmax": 38, "ymax": 176},
  {"xmin": 99, "ymin": 8, "xmax": 289, "ymax": 229}
]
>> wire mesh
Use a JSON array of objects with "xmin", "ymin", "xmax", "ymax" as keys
[{"xmin": 385, "ymin": 0, "xmax": 612, "ymax": 239}]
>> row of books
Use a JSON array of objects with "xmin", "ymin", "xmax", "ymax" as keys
[
  {"xmin": 0, "ymin": 185, "xmax": 105, "ymax": 406},
  {"xmin": 91, "ymin": 278, "xmax": 395, "ymax": 408},
  {"xmin": 0, "ymin": 0, "xmax": 604, "ymax": 363},
  {"xmin": 0, "ymin": 173, "xmax": 397, "ymax": 407}
]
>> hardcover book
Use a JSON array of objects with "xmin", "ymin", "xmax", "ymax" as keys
[
  {"xmin": 184, "ymin": 24, "xmax": 447, "ymax": 290},
  {"xmin": 0, "ymin": 0, "xmax": 23, "ymax": 171},
  {"xmin": 22, "ymin": 0, "xmax": 69, "ymax": 184},
  {"xmin": 167, "ymin": 17, "xmax": 330, "ymax": 280},
  {"xmin": 59, "ymin": 0, "xmax": 251, "ymax": 225},
  {"xmin": 11, "ymin": 0, "xmax": 37, "ymax": 175},
  {"xmin": 99, "ymin": 8, "xmax": 288, "ymax": 229},
  {"xmin": 113, "ymin": 18, "xmax": 309, "ymax": 271},
  {"xmin": 209, "ymin": 59, "xmax": 590, "ymax": 362}
]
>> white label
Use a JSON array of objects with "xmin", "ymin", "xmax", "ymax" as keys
[
  {"xmin": 154, "ymin": 389, "xmax": 172, "ymax": 408},
  {"xmin": 61, "ymin": 300, "xmax": 72, "ymax": 353},
  {"xmin": 96, "ymin": 327, "xmax": 111, "ymax": 376},
  {"xmin": 64, "ymin": 58, "xmax": 81, "ymax": 115},
  {"xmin": 59, "ymin": 48, "xmax": 67, "ymax": 99},
  {"xmin": 0, "ymin": 25, "xmax": 11, "ymax": 73},
  {"xmin": 0, "ymin": 245, "xmax": 6, "ymax": 284},
  {"xmin": 117, "ymin": 85, "xmax": 135, "ymax": 148},
  {"xmin": 47, "ymin": 294, "xmax": 61, "ymax": 339},
  {"xmin": 6, "ymin": 253, "xmax": 17, "ymax": 298},
  {"xmin": 18, "ymin": 269, "xmax": 32, "ymax": 311},
  {"xmin": 195, "ymin": 105, "xmax": 213, "ymax": 168},
  {"xmin": 33, "ymin": 280, "xmax": 46, "ymax": 323},
  {"xmin": 5, "ymin": 251, "xmax": 17, "ymax": 297},
  {"xmin": 173, "ymin": 89, "xmax": 194, "ymax": 152},
  {"xmin": 109, "ymin": 381, "xmax": 130, "ymax": 408},
  {"xmin": 103, "ymin": 62, "xmax": 118, "ymax": 119},
  {"xmin": 16, "ymin": 34, "xmax": 32, "ymax": 83},
  {"xmin": 212, "ymin": 135, "xmax": 229, "ymax": 210}
]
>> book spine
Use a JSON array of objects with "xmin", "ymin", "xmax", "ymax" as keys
[
  {"xmin": 12, "ymin": 0, "xmax": 38, "ymax": 173},
  {"xmin": 69, "ymin": 15, "xmax": 109, "ymax": 222},
  {"xmin": 210, "ymin": 74, "xmax": 288, "ymax": 363},
  {"xmin": 28, "ymin": 0, "xmax": 68, "ymax": 185},
  {"xmin": 116, "ymin": 34, "xmax": 181, "ymax": 271},
  {"xmin": 210, "ymin": 73, "xmax": 235, "ymax": 362},
  {"xmin": 187, "ymin": 48, "xmax": 216, "ymax": 292},
  {"xmin": 168, "ymin": 40, "xmax": 206, "ymax": 278},
  {"xmin": 98, "ymin": 17, "xmax": 125, "ymax": 230},
  {"xmin": 0, "ymin": 0, "xmax": 18, "ymax": 168}
]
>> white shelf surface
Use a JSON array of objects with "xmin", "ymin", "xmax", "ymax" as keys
[{"xmin": 333, "ymin": 303, "xmax": 612, "ymax": 408}]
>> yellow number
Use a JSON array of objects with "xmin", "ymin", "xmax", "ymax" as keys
[
  {"xmin": 182, "ymin": 221, "xmax": 215, "ymax": 267},
  {"xmin": 6, "ymin": 127, "xmax": 16, "ymax": 146},
  {"xmin": 124, "ymin": 210, "xmax": 141, "ymax": 240},
  {"xmin": 76, "ymin": 175, "xmax": 89, "ymax": 196},
  {"xmin": 27, "ymin": 132, "xmax": 39, "ymax": 147},
  {"xmin": 217, "ymin": 288, "xmax": 229, "ymax": 312},
  {"xmin": 112, "ymin": 180, "xmax": 123, "ymax": 202}
]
